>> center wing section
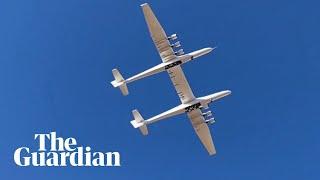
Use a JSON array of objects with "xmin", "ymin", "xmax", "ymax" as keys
[
  {"xmin": 167, "ymin": 66, "xmax": 195, "ymax": 104},
  {"xmin": 141, "ymin": 3, "xmax": 176, "ymax": 62},
  {"xmin": 187, "ymin": 109, "xmax": 216, "ymax": 155}
]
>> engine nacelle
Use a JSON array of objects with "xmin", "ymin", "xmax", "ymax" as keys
[
  {"xmin": 205, "ymin": 118, "xmax": 215, "ymax": 125},
  {"xmin": 175, "ymin": 49, "xmax": 184, "ymax": 55},
  {"xmin": 171, "ymin": 41, "xmax": 181, "ymax": 48},
  {"xmin": 168, "ymin": 34, "xmax": 177, "ymax": 40},
  {"xmin": 200, "ymin": 105, "xmax": 209, "ymax": 110},
  {"xmin": 202, "ymin": 111, "xmax": 212, "ymax": 117}
]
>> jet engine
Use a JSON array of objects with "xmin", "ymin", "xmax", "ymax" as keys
[
  {"xmin": 200, "ymin": 105, "xmax": 209, "ymax": 110},
  {"xmin": 171, "ymin": 41, "xmax": 181, "ymax": 48},
  {"xmin": 168, "ymin": 33, "xmax": 177, "ymax": 40},
  {"xmin": 205, "ymin": 118, "xmax": 215, "ymax": 125},
  {"xmin": 175, "ymin": 49, "xmax": 184, "ymax": 55},
  {"xmin": 202, "ymin": 110, "xmax": 212, "ymax": 117}
]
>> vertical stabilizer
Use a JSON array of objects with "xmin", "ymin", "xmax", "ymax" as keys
[
  {"xmin": 130, "ymin": 109, "xmax": 148, "ymax": 135},
  {"xmin": 110, "ymin": 69, "xmax": 129, "ymax": 96}
]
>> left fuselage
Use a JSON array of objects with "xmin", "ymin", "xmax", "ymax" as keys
[
  {"xmin": 166, "ymin": 47, "xmax": 214, "ymax": 69},
  {"xmin": 125, "ymin": 47, "xmax": 214, "ymax": 84}
]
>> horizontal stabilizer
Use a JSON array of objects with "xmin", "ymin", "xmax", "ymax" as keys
[
  {"xmin": 130, "ymin": 109, "xmax": 148, "ymax": 135},
  {"xmin": 111, "ymin": 69, "xmax": 129, "ymax": 96}
]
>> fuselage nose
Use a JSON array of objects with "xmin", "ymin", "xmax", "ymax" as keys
[
  {"xmin": 215, "ymin": 90, "xmax": 232, "ymax": 99},
  {"xmin": 188, "ymin": 47, "xmax": 214, "ymax": 59},
  {"xmin": 223, "ymin": 90, "xmax": 232, "ymax": 96}
]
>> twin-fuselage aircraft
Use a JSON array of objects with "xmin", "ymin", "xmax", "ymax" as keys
[{"xmin": 111, "ymin": 3, "xmax": 231, "ymax": 155}]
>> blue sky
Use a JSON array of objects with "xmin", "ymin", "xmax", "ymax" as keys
[{"xmin": 0, "ymin": 0, "xmax": 319, "ymax": 179}]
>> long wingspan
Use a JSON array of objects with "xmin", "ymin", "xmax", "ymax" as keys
[
  {"xmin": 141, "ymin": 3, "xmax": 176, "ymax": 62},
  {"xmin": 187, "ymin": 109, "xmax": 216, "ymax": 155},
  {"xmin": 141, "ymin": 3, "xmax": 195, "ymax": 103}
]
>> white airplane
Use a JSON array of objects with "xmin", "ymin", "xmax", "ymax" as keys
[{"xmin": 111, "ymin": 3, "xmax": 231, "ymax": 155}]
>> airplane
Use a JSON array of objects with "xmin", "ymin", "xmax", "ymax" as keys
[{"xmin": 111, "ymin": 3, "xmax": 231, "ymax": 155}]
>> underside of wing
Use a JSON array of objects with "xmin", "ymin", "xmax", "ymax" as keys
[
  {"xmin": 187, "ymin": 109, "xmax": 216, "ymax": 155},
  {"xmin": 141, "ymin": 3, "xmax": 176, "ymax": 62},
  {"xmin": 167, "ymin": 66, "xmax": 195, "ymax": 103}
]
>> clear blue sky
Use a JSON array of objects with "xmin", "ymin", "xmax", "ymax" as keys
[{"xmin": 1, "ymin": 0, "xmax": 319, "ymax": 179}]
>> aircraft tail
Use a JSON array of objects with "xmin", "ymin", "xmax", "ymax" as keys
[
  {"xmin": 130, "ymin": 109, "xmax": 148, "ymax": 135},
  {"xmin": 110, "ymin": 69, "xmax": 129, "ymax": 96}
]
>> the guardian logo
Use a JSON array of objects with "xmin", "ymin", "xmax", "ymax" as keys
[{"xmin": 14, "ymin": 132, "xmax": 121, "ymax": 167}]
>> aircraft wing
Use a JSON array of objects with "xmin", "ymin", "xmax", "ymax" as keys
[
  {"xmin": 187, "ymin": 109, "xmax": 216, "ymax": 155},
  {"xmin": 167, "ymin": 66, "xmax": 195, "ymax": 104},
  {"xmin": 141, "ymin": 3, "xmax": 176, "ymax": 62}
]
